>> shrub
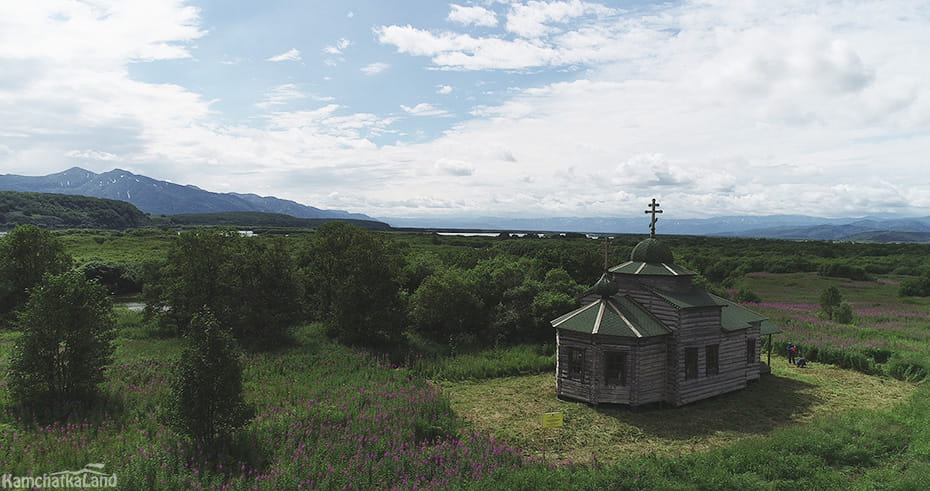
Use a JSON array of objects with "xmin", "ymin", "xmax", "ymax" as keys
[
  {"xmin": 734, "ymin": 287, "xmax": 762, "ymax": 303},
  {"xmin": 167, "ymin": 310, "xmax": 252, "ymax": 445},
  {"xmin": 818, "ymin": 262, "xmax": 871, "ymax": 281},
  {"xmin": 819, "ymin": 286, "xmax": 843, "ymax": 320},
  {"xmin": 793, "ymin": 343, "xmax": 877, "ymax": 374},
  {"xmin": 0, "ymin": 225, "xmax": 72, "ymax": 325},
  {"xmin": 833, "ymin": 302, "xmax": 854, "ymax": 324},
  {"xmin": 7, "ymin": 272, "xmax": 115, "ymax": 411},
  {"xmin": 887, "ymin": 355, "xmax": 930, "ymax": 382},
  {"xmin": 899, "ymin": 275, "xmax": 930, "ymax": 297}
]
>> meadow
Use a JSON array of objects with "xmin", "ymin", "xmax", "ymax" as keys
[
  {"xmin": 3, "ymin": 228, "xmax": 930, "ymax": 488},
  {"xmin": 740, "ymin": 272, "xmax": 930, "ymax": 380},
  {"xmin": 0, "ymin": 321, "xmax": 530, "ymax": 489},
  {"xmin": 3, "ymin": 306, "xmax": 930, "ymax": 489}
]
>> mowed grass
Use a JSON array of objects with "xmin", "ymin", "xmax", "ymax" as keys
[{"xmin": 440, "ymin": 361, "xmax": 914, "ymax": 464}]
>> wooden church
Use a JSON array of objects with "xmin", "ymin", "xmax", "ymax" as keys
[{"xmin": 551, "ymin": 200, "xmax": 780, "ymax": 407}]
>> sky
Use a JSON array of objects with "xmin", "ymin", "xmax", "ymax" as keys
[{"xmin": 2, "ymin": 0, "xmax": 930, "ymax": 220}]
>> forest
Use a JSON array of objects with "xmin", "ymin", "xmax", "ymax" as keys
[{"xmin": 2, "ymin": 223, "xmax": 930, "ymax": 488}]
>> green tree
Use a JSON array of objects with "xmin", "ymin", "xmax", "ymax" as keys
[
  {"xmin": 0, "ymin": 225, "xmax": 72, "ymax": 325},
  {"xmin": 149, "ymin": 230, "xmax": 302, "ymax": 343},
  {"xmin": 167, "ymin": 310, "xmax": 251, "ymax": 445},
  {"xmin": 734, "ymin": 287, "xmax": 762, "ymax": 303},
  {"xmin": 8, "ymin": 272, "xmax": 115, "ymax": 411},
  {"xmin": 231, "ymin": 237, "xmax": 304, "ymax": 342},
  {"xmin": 819, "ymin": 286, "xmax": 843, "ymax": 320},
  {"xmin": 298, "ymin": 222, "xmax": 405, "ymax": 348},
  {"xmin": 409, "ymin": 267, "xmax": 484, "ymax": 344},
  {"xmin": 899, "ymin": 274, "xmax": 930, "ymax": 297},
  {"xmin": 833, "ymin": 302, "xmax": 855, "ymax": 324}
]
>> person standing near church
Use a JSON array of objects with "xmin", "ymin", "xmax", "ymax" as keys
[{"xmin": 787, "ymin": 343, "xmax": 798, "ymax": 365}]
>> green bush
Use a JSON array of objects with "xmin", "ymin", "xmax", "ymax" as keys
[
  {"xmin": 818, "ymin": 262, "xmax": 871, "ymax": 281},
  {"xmin": 887, "ymin": 355, "xmax": 930, "ymax": 382},
  {"xmin": 166, "ymin": 310, "xmax": 252, "ymax": 445},
  {"xmin": 899, "ymin": 275, "xmax": 930, "ymax": 297},
  {"xmin": 7, "ymin": 272, "xmax": 115, "ymax": 412},
  {"xmin": 833, "ymin": 302, "xmax": 855, "ymax": 324},
  {"xmin": 734, "ymin": 287, "xmax": 761, "ymax": 303},
  {"xmin": 793, "ymin": 343, "xmax": 877, "ymax": 374}
]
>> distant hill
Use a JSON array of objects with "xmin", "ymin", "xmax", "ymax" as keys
[
  {"xmin": 166, "ymin": 212, "xmax": 391, "ymax": 230},
  {"xmin": 381, "ymin": 215, "xmax": 844, "ymax": 235},
  {"xmin": 0, "ymin": 191, "xmax": 150, "ymax": 230},
  {"xmin": 842, "ymin": 231, "xmax": 930, "ymax": 243},
  {"xmin": 384, "ymin": 214, "xmax": 930, "ymax": 242},
  {"xmin": 0, "ymin": 167, "xmax": 378, "ymax": 221},
  {"xmin": 727, "ymin": 218, "xmax": 930, "ymax": 241}
]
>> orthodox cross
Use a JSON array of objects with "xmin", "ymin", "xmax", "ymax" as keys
[{"xmin": 645, "ymin": 198, "xmax": 662, "ymax": 238}]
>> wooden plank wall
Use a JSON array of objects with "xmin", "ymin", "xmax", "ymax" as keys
[
  {"xmin": 621, "ymin": 289, "xmax": 680, "ymax": 331},
  {"xmin": 556, "ymin": 331, "xmax": 671, "ymax": 406},
  {"xmin": 635, "ymin": 276, "xmax": 693, "ymax": 293},
  {"xmin": 631, "ymin": 339, "xmax": 667, "ymax": 405},
  {"xmin": 673, "ymin": 322, "xmax": 759, "ymax": 406},
  {"xmin": 556, "ymin": 331, "xmax": 595, "ymax": 403}
]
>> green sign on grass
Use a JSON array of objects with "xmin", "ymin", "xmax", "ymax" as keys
[{"xmin": 541, "ymin": 411, "xmax": 564, "ymax": 428}]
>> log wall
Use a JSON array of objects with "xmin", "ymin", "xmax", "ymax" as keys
[{"xmin": 672, "ymin": 322, "xmax": 762, "ymax": 406}]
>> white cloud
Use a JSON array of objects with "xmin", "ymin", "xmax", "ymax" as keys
[
  {"xmin": 255, "ymin": 84, "xmax": 306, "ymax": 109},
  {"xmin": 323, "ymin": 38, "xmax": 351, "ymax": 55},
  {"xmin": 505, "ymin": 0, "xmax": 614, "ymax": 38},
  {"xmin": 375, "ymin": 25, "xmax": 557, "ymax": 70},
  {"xmin": 437, "ymin": 85, "xmax": 453, "ymax": 94},
  {"xmin": 360, "ymin": 62, "xmax": 390, "ymax": 75},
  {"xmin": 66, "ymin": 149, "xmax": 119, "ymax": 161},
  {"xmin": 401, "ymin": 103, "xmax": 450, "ymax": 117},
  {"xmin": 435, "ymin": 158, "xmax": 474, "ymax": 176},
  {"xmin": 266, "ymin": 48, "xmax": 302, "ymax": 62},
  {"xmin": 3, "ymin": 0, "xmax": 930, "ymax": 219},
  {"xmin": 448, "ymin": 5, "xmax": 498, "ymax": 27}
]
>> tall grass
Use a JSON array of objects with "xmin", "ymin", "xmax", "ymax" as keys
[
  {"xmin": 411, "ymin": 344, "xmax": 555, "ymax": 381},
  {"xmin": 743, "ymin": 273, "xmax": 930, "ymax": 382},
  {"xmin": 0, "ymin": 323, "xmax": 533, "ymax": 489}
]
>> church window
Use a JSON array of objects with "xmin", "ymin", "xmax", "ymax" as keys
[
  {"xmin": 604, "ymin": 351, "xmax": 627, "ymax": 386},
  {"xmin": 685, "ymin": 348, "xmax": 698, "ymax": 380},
  {"xmin": 706, "ymin": 344, "xmax": 719, "ymax": 376},
  {"xmin": 567, "ymin": 348, "xmax": 585, "ymax": 382}
]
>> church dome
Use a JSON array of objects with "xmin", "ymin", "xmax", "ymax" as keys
[
  {"xmin": 592, "ymin": 273, "xmax": 619, "ymax": 298},
  {"xmin": 631, "ymin": 238, "xmax": 674, "ymax": 264}
]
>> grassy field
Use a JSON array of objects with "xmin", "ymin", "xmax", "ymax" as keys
[
  {"xmin": 740, "ymin": 272, "xmax": 930, "ymax": 379},
  {"xmin": 56, "ymin": 229, "xmax": 177, "ymax": 264},
  {"xmin": 441, "ymin": 362, "xmax": 913, "ymax": 464},
  {"xmin": 1, "ymin": 305, "xmax": 929, "ymax": 488},
  {"xmin": 6, "ymin": 230, "xmax": 930, "ymax": 487}
]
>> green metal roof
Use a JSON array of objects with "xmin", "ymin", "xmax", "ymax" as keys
[
  {"xmin": 650, "ymin": 288, "xmax": 781, "ymax": 333},
  {"xmin": 551, "ymin": 296, "xmax": 670, "ymax": 338},
  {"xmin": 715, "ymin": 296, "xmax": 768, "ymax": 332},
  {"xmin": 590, "ymin": 273, "xmax": 619, "ymax": 298},
  {"xmin": 609, "ymin": 261, "xmax": 696, "ymax": 276},
  {"xmin": 631, "ymin": 238, "xmax": 674, "ymax": 263},
  {"xmin": 607, "ymin": 237, "xmax": 696, "ymax": 277},
  {"xmin": 760, "ymin": 319, "xmax": 783, "ymax": 336},
  {"xmin": 651, "ymin": 288, "xmax": 721, "ymax": 308}
]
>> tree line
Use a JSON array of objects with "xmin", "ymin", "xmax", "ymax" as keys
[{"xmin": 0, "ymin": 191, "xmax": 150, "ymax": 229}]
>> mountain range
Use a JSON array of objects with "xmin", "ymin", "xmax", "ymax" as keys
[
  {"xmin": 384, "ymin": 214, "xmax": 930, "ymax": 242},
  {"xmin": 3, "ymin": 168, "xmax": 930, "ymax": 242},
  {"xmin": 0, "ymin": 167, "xmax": 376, "ymax": 221}
]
